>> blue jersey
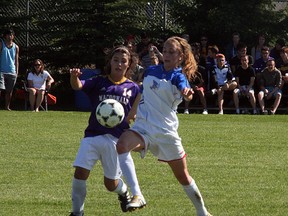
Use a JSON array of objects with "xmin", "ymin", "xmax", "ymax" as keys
[
  {"xmin": 136, "ymin": 64, "xmax": 190, "ymax": 132},
  {"xmin": 81, "ymin": 75, "xmax": 140, "ymax": 138}
]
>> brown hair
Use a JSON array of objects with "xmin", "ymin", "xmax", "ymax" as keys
[
  {"xmin": 104, "ymin": 46, "xmax": 132, "ymax": 75},
  {"xmin": 31, "ymin": 59, "xmax": 44, "ymax": 74},
  {"xmin": 165, "ymin": 36, "xmax": 197, "ymax": 81}
]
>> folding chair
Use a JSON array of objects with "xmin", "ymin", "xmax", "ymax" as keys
[{"xmin": 22, "ymin": 80, "xmax": 49, "ymax": 111}]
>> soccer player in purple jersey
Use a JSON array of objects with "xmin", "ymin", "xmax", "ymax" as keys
[
  {"xmin": 117, "ymin": 37, "xmax": 212, "ymax": 216},
  {"xmin": 69, "ymin": 46, "xmax": 142, "ymax": 216}
]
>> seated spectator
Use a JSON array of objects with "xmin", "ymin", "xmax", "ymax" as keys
[
  {"xmin": 258, "ymin": 59, "xmax": 282, "ymax": 114},
  {"xmin": 206, "ymin": 45, "xmax": 219, "ymax": 91},
  {"xmin": 184, "ymin": 66, "xmax": 208, "ymax": 115},
  {"xmin": 270, "ymin": 38, "xmax": 285, "ymax": 62},
  {"xmin": 126, "ymin": 53, "xmax": 144, "ymax": 84},
  {"xmin": 27, "ymin": 59, "xmax": 54, "ymax": 112},
  {"xmin": 211, "ymin": 54, "xmax": 237, "ymax": 114},
  {"xmin": 276, "ymin": 47, "xmax": 288, "ymax": 95},
  {"xmin": 253, "ymin": 46, "xmax": 274, "ymax": 91},
  {"xmin": 233, "ymin": 55, "xmax": 257, "ymax": 114},
  {"xmin": 199, "ymin": 35, "xmax": 209, "ymax": 60},
  {"xmin": 230, "ymin": 42, "xmax": 253, "ymax": 75},
  {"xmin": 191, "ymin": 42, "xmax": 206, "ymax": 67}
]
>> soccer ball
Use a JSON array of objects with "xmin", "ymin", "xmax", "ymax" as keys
[{"xmin": 95, "ymin": 99, "xmax": 125, "ymax": 128}]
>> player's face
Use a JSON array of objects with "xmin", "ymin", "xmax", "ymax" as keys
[
  {"xmin": 110, "ymin": 52, "xmax": 130, "ymax": 80},
  {"xmin": 162, "ymin": 41, "xmax": 182, "ymax": 71}
]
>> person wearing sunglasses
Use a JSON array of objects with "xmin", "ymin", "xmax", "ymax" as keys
[{"xmin": 27, "ymin": 59, "xmax": 54, "ymax": 112}]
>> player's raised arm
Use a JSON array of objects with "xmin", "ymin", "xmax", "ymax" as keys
[{"xmin": 70, "ymin": 68, "xmax": 83, "ymax": 90}]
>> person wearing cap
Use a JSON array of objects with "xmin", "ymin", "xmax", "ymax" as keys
[{"xmin": 0, "ymin": 29, "xmax": 19, "ymax": 110}]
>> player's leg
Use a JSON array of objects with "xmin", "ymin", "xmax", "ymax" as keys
[
  {"xmin": 71, "ymin": 167, "xmax": 90, "ymax": 216},
  {"xmin": 168, "ymin": 158, "xmax": 210, "ymax": 216},
  {"xmin": 117, "ymin": 130, "xmax": 146, "ymax": 211}
]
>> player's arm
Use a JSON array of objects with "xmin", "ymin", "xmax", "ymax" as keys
[
  {"xmin": 126, "ymin": 93, "xmax": 141, "ymax": 124},
  {"xmin": 182, "ymin": 87, "xmax": 194, "ymax": 101},
  {"xmin": 70, "ymin": 68, "xmax": 83, "ymax": 90}
]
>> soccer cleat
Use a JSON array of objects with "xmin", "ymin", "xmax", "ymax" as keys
[
  {"xmin": 118, "ymin": 191, "xmax": 131, "ymax": 212},
  {"xmin": 127, "ymin": 195, "xmax": 146, "ymax": 211}
]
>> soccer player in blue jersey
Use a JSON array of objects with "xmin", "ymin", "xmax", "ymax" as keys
[
  {"xmin": 69, "ymin": 46, "xmax": 142, "ymax": 216},
  {"xmin": 117, "ymin": 36, "xmax": 212, "ymax": 216}
]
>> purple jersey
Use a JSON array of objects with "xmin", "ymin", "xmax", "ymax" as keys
[{"xmin": 81, "ymin": 75, "xmax": 140, "ymax": 138}]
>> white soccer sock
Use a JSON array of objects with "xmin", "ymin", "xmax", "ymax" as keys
[
  {"xmin": 71, "ymin": 177, "xmax": 86, "ymax": 215},
  {"xmin": 182, "ymin": 179, "xmax": 208, "ymax": 216},
  {"xmin": 113, "ymin": 178, "xmax": 128, "ymax": 196},
  {"xmin": 118, "ymin": 152, "xmax": 143, "ymax": 197}
]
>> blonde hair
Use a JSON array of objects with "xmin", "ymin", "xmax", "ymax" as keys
[{"xmin": 166, "ymin": 36, "xmax": 197, "ymax": 81}]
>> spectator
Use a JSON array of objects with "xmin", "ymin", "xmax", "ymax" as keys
[
  {"xmin": 136, "ymin": 32, "xmax": 153, "ymax": 69},
  {"xmin": 0, "ymin": 29, "xmax": 19, "ymax": 110},
  {"xmin": 258, "ymin": 59, "xmax": 282, "ymax": 114},
  {"xmin": 181, "ymin": 33, "xmax": 190, "ymax": 43},
  {"xmin": 126, "ymin": 53, "xmax": 144, "ymax": 84},
  {"xmin": 27, "ymin": 59, "xmax": 54, "ymax": 112},
  {"xmin": 191, "ymin": 42, "xmax": 206, "ymax": 67},
  {"xmin": 184, "ymin": 68, "xmax": 208, "ymax": 115},
  {"xmin": 230, "ymin": 42, "xmax": 253, "ymax": 75},
  {"xmin": 270, "ymin": 38, "xmax": 285, "ymax": 62},
  {"xmin": 116, "ymin": 36, "xmax": 212, "ymax": 216},
  {"xmin": 253, "ymin": 46, "xmax": 274, "ymax": 92},
  {"xmin": 276, "ymin": 47, "xmax": 288, "ymax": 96},
  {"xmin": 233, "ymin": 55, "xmax": 257, "ymax": 114},
  {"xmin": 206, "ymin": 45, "xmax": 219, "ymax": 91},
  {"xmin": 211, "ymin": 53, "xmax": 237, "ymax": 114},
  {"xmin": 150, "ymin": 55, "xmax": 159, "ymax": 65},
  {"xmin": 69, "ymin": 46, "xmax": 142, "ymax": 215},
  {"xmin": 250, "ymin": 33, "xmax": 266, "ymax": 61},
  {"xmin": 199, "ymin": 35, "xmax": 209, "ymax": 60},
  {"xmin": 225, "ymin": 32, "xmax": 240, "ymax": 63}
]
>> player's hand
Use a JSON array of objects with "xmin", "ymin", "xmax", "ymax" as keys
[{"xmin": 70, "ymin": 68, "xmax": 82, "ymax": 78}]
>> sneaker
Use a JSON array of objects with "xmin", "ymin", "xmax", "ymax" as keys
[
  {"xmin": 202, "ymin": 109, "xmax": 208, "ymax": 115},
  {"xmin": 184, "ymin": 109, "xmax": 189, "ymax": 114},
  {"xmin": 269, "ymin": 110, "xmax": 275, "ymax": 115},
  {"xmin": 127, "ymin": 195, "xmax": 146, "ymax": 211},
  {"xmin": 262, "ymin": 110, "xmax": 268, "ymax": 115},
  {"xmin": 118, "ymin": 191, "xmax": 131, "ymax": 212},
  {"xmin": 236, "ymin": 109, "xmax": 240, "ymax": 114},
  {"xmin": 69, "ymin": 212, "xmax": 84, "ymax": 216},
  {"xmin": 218, "ymin": 110, "xmax": 223, "ymax": 115},
  {"xmin": 211, "ymin": 88, "xmax": 217, "ymax": 95},
  {"xmin": 253, "ymin": 109, "xmax": 257, "ymax": 115}
]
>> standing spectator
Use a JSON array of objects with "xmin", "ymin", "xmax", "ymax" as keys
[
  {"xmin": 225, "ymin": 32, "xmax": 240, "ymax": 63},
  {"xmin": 211, "ymin": 54, "xmax": 237, "ymax": 114},
  {"xmin": 250, "ymin": 34, "xmax": 266, "ymax": 62},
  {"xmin": 258, "ymin": 59, "xmax": 282, "ymax": 114},
  {"xmin": 230, "ymin": 42, "xmax": 253, "ymax": 75},
  {"xmin": 69, "ymin": 46, "xmax": 142, "ymax": 215},
  {"xmin": 27, "ymin": 59, "xmax": 54, "ymax": 112},
  {"xmin": 233, "ymin": 55, "xmax": 257, "ymax": 114},
  {"xmin": 270, "ymin": 38, "xmax": 285, "ymax": 62},
  {"xmin": 191, "ymin": 42, "xmax": 206, "ymax": 68},
  {"xmin": 116, "ymin": 36, "xmax": 212, "ymax": 216},
  {"xmin": 0, "ymin": 29, "xmax": 19, "ymax": 110}
]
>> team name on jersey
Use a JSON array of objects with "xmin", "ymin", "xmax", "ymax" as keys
[{"xmin": 99, "ymin": 94, "xmax": 129, "ymax": 105}]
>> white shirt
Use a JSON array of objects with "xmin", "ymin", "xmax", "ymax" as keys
[{"xmin": 27, "ymin": 70, "xmax": 50, "ymax": 90}]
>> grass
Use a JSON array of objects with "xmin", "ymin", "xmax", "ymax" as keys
[{"xmin": 0, "ymin": 111, "xmax": 287, "ymax": 216}]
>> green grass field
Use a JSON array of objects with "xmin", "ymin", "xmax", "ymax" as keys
[{"xmin": 0, "ymin": 111, "xmax": 287, "ymax": 216}]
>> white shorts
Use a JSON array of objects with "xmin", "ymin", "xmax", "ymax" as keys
[
  {"xmin": 73, "ymin": 134, "xmax": 122, "ymax": 180},
  {"xmin": 130, "ymin": 119, "xmax": 186, "ymax": 162}
]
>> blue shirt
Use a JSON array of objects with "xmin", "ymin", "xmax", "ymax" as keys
[{"xmin": 0, "ymin": 40, "xmax": 16, "ymax": 74}]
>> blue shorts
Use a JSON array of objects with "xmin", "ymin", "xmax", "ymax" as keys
[{"xmin": 259, "ymin": 86, "xmax": 282, "ymax": 97}]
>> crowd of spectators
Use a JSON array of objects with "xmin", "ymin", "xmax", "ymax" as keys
[{"xmin": 117, "ymin": 32, "xmax": 288, "ymax": 115}]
